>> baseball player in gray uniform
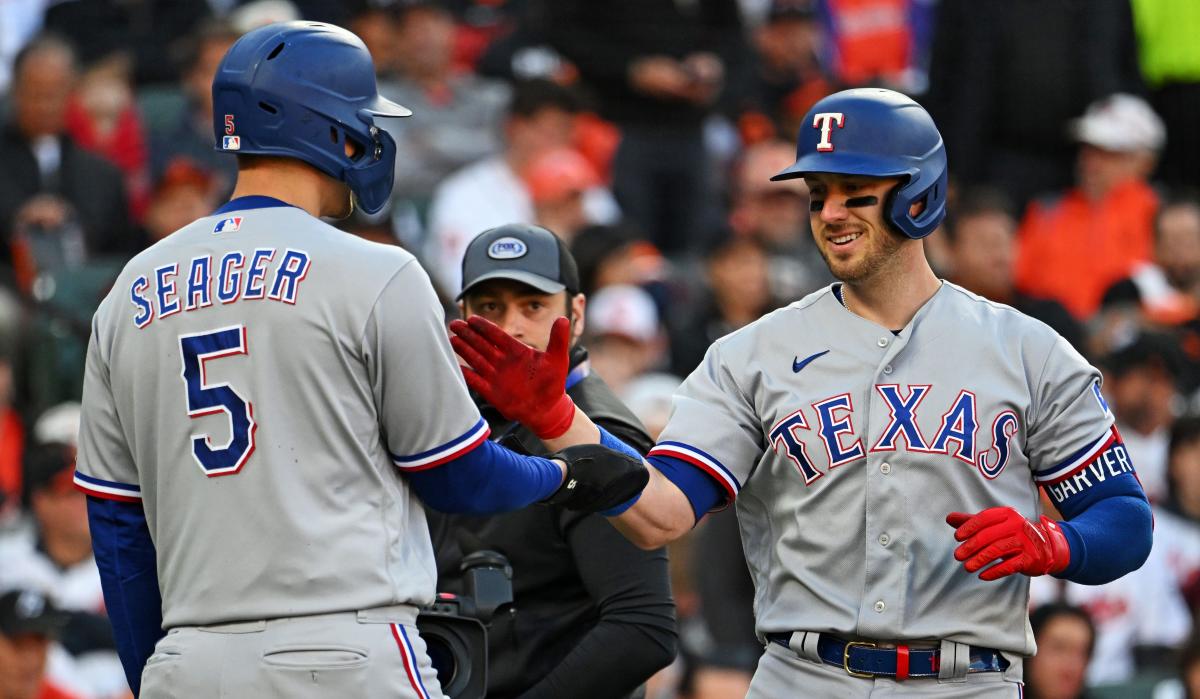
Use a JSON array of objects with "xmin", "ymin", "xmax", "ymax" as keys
[
  {"xmin": 73, "ymin": 22, "xmax": 645, "ymax": 698},
  {"xmin": 449, "ymin": 88, "xmax": 1154, "ymax": 697}
]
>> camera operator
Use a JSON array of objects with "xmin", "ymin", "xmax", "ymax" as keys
[{"xmin": 428, "ymin": 224, "xmax": 676, "ymax": 699}]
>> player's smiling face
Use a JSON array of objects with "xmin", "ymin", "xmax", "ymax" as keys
[{"xmin": 804, "ymin": 173, "xmax": 904, "ymax": 284}]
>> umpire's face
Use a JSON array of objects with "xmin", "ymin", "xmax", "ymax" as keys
[{"xmin": 461, "ymin": 279, "xmax": 586, "ymax": 352}]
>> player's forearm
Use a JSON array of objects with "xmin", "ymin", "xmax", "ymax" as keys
[
  {"xmin": 612, "ymin": 468, "xmax": 696, "ymax": 549},
  {"xmin": 541, "ymin": 407, "xmax": 601, "ymax": 451}
]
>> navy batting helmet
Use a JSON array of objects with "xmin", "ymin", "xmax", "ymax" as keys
[
  {"xmin": 772, "ymin": 88, "xmax": 947, "ymax": 239},
  {"xmin": 211, "ymin": 22, "xmax": 411, "ymax": 215}
]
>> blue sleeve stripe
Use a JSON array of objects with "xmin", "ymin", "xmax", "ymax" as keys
[
  {"xmin": 391, "ymin": 418, "xmax": 490, "ymax": 470},
  {"xmin": 649, "ymin": 454, "xmax": 727, "ymax": 521},
  {"xmin": 649, "ymin": 441, "xmax": 740, "ymax": 498},
  {"xmin": 74, "ymin": 470, "xmax": 141, "ymax": 500},
  {"xmin": 1034, "ymin": 426, "xmax": 1118, "ymax": 483}
]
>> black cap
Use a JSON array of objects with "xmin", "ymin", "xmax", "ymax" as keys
[
  {"xmin": 0, "ymin": 589, "xmax": 68, "ymax": 638},
  {"xmin": 458, "ymin": 224, "xmax": 580, "ymax": 301}
]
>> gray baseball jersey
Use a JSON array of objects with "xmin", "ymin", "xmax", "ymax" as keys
[
  {"xmin": 650, "ymin": 282, "xmax": 1122, "ymax": 656},
  {"xmin": 75, "ymin": 200, "xmax": 488, "ymax": 629}
]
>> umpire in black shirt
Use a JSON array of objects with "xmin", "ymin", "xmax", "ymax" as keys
[{"xmin": 427, "ymin": 223, "xmax": 677, "ymax": 699}]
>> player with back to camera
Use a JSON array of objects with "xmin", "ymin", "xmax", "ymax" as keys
[
  {"xmin": 450, "ymin": 88, "xmax": 1154, "ymax": 698},
  {"xmin": 73, "ymin": 22, "xmax": 646, "ymax": 699}
]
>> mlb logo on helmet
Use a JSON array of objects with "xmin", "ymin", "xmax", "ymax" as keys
[
  {"xmin": 487, "ymin": 237, "xmax": 528, "ymax": 259},
  {"xmin": 222, "ymin": 135, "xmax": 241, "ymax": 150},
  {"xmin": 213, "ymin": 216, "xmax": 243, "ymax": 234}
]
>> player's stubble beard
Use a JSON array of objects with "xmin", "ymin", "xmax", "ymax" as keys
[{"xmin": 814, "ymin": 218, "xmax": 904, "ymax": 286}]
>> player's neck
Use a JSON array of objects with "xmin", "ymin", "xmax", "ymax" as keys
[
  {"xmin": 842, "ymin": 253, "xmax": 942, "ymax": 330},
  {"xmin": 229, "ymin": 161, "xmax": 329, "ymax": 218}
]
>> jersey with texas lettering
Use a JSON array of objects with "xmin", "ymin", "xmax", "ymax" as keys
[
  {"xmin": 75, "ymin": 197, "xmax": 486, "ymax": 628},
  {"xmin": 652, "ymin": 282, "xmax": 1131, "ymax": 656}
]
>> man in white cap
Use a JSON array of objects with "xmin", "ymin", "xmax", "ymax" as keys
[{"xmin": 1014, "ymin": 93, "xmax": 1167, "ymax": 320}]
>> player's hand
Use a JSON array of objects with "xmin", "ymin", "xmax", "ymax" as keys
[
  {"xmin": 449, "ymin": 315, "xmax": 577, "ymax": 440},
  {"xmin": 945, "ymin": 507, "xmax": 1071, "ymax": 581}
]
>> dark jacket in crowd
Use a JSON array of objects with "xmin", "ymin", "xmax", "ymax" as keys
[
  {"xmin": 0, "ymin": 127, "xmax": 134, "ymax": 262},
  {"xmin": 427, "ymin": 345, "xmax": 677, "ymax": 699},
  {"xmin": 925, "ymin": 0, "xmax": 1144, "ymax": 210},
  {"xmin": 544, "ymin": 0, "xmax": 743, "ymax": 131}
]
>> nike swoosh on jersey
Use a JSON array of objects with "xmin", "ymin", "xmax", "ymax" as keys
[{"xmin": 793, "ymin": 350, "xmax": 830, "ymax": 373}]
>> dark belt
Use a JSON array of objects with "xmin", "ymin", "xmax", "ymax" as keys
[{"xmin": 765, "ymin": 633, "xmax": 1009, "ymax": 680}]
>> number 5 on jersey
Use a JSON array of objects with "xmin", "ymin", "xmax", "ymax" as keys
[{"xmin": 179, "ymin": 325, "xmax": 256, "ymax": 475}]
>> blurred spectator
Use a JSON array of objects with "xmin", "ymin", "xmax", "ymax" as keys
[
  {"xmin": 943, "ymin": 187, "xmax": 1084, "ymax": 352},
  {"xmin": 621, "ymin": 372, "xmax": 683, "ymax": 441},
  {"xmin": 1014, "ymin": 94, "xmax": 1165, "ymax": 320},
  {"xmin": 1156, "ymin": 416, "xmax": 1200, "ymax": 614},
  {"xmin": 0, "ymin": 0, "xmax": 48, "ymax": 94},
  {"xmin": 523, "ymin": 147, "xmax": 599, "ymax": 243},
  {"xmin": 570, "ymin": 223, "xmax": 665, "ymax": 297},
  {"xmin": 139, "ymin": 158, "xmax": 220, "ymax": 244},
  {"xmin": 725, "ymin": 0, "xmax": 831, "ymax": 142},
  {"xmin": 64, "ymin": 60, "xmax": 149, "ymax": 222},
  {"xmin": 1029, "ymin": 531, "xmax": 1191, "ymax": 686},
  {"xmin": 1101, "ymin": 332, "xmax": 1183, "ymax": 503},
  {"xmin": 546, "ymin": 0, "xmax": 743, "ymax": 253},
  {"xmin": 382, "ymin": 1, "xmax": 511, "ymax": 207},
  {"xmin": 0, "ymin": 435, "xmax": 125, "ymax": 698},
  {"xmin": 669, "ymin": 235, "xmax": 773, "ymax": 376},
  {"xmin": 817, "ymin": 0, "xmax": 934, "ymax": 93},
  {"xmin": 1131, "ymin": 0, "xmax": 1200, "ymax": 193},
  {"xmin": 1102, "ymin": 195, "xmax": 1200, "ymax": 328},
  {"xmin": 0, "ymin": 588, "xmax": 84, "ymax": 699},
  {"xmin": 146, "ymin": 20, "xmax": 240, "ymax": 195},
  {"xmin": 586, "ymin": 284, "xmax": 667, "ymax": 397},
  {"xmin": 226, "ymin": 0, "xmax": 302, "ymax": 34},
  {"xmin": 41, "ymin": 0, "xmax": 209, "ymax": 86},
  {"xmin": 926, "ymin": 0, "xmax": 1144, "ymax": 211},
  {"xmin": 728, "ymin": 139, "xmax": 831, "ymax": 302},
  {"xmin": 348, "ymin": 5, "xmax": 401, "ymax": 82},
  {"xmin": 0, "ymin": 36, "xmax": 133, "ymax": 269},
  {"xmin": 0, "ymin": 343, "xmax": 23, "ymax": 528},
  {"xmin": 1023, "ymin": 603, "xmax": 1097, "ymax": 699},
  {"xmin": 424, "ymin": 79, "xmax": 619, "ymax": 294}
]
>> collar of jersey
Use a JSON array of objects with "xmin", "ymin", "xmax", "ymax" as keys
[{"xmin": 213, "ymin": 195, "xmax": 299, "ymax": 215}]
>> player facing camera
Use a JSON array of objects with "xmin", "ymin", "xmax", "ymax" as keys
[{"xmin": 417, "ymin": 550, "xmax": 515, "ymax": 699}]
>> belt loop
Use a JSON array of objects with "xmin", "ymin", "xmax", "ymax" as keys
[
  {"xmin": 895, "ymin": 645, "xmax": 909, "ymax": 681},
  {"xmin": 937, "ymin": 639, "xmax": 970, "ymax": 681},
  {"xmin": 788, "ymin": 631, "xmax": 823, "ymax": 664}
]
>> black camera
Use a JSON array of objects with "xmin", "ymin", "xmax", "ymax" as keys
[{"xmin": 417, "ymin": 551, "xmax": 514, "ymax": 699}]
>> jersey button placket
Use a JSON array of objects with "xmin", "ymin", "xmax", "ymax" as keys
[
  {"xmin": 874, "ymin": 600, "xmax": 886, "ymax": 613},
  {"xmin": 880, "ymin": 462, "xmax": 891, "ymax": 474}
]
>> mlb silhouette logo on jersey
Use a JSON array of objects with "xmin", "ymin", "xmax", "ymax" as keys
[
  {"xmin": 213, "ymin": 216, "xmax": 243, "ymax": 234},
  {"xmin": 813, "ymin": 112, "xmax": 846, "ymax": 152}
]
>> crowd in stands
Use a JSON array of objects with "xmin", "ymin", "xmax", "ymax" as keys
[{"xmin": 0, "ymin": 1, "xmax": 1198, "ymax": 698}]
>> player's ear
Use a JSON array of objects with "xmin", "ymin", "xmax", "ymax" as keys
[
  {"xmin": 457, "ymin": 299, "xmax": 468, "ymax": 319},
  {"xmin": 570, "ymin": 293, "xmax": 586, "ymax": 343}
]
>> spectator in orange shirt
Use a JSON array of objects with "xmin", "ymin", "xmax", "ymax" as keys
[{"xmin": 1014, "ymin": 94, "xmax": 1165, "ymax": 320}]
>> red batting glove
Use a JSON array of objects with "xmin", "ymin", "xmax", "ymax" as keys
[
  {"xmin": 945, "ymin": 507, "xmax": 1071, "ymax": 581},
  {"xmin": 448, "ymin": 315, "xmax": 577, "ymax": 440}
]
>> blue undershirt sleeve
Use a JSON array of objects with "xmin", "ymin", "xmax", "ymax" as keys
[
  {"xmin": 407, "ymin": 439, "xmax": 563, "ymax": 514},
  {"xmin": 86, "ymin": 496, "xmax": 164, "ymax": 696},
  {"xmin": 1045, "ymin": 440, "xmax": 1152, "ymax": 585}
]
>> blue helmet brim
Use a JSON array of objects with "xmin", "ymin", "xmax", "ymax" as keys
[{"xmin": 770, "ymin": 152, "xmax": 917, "ymax": 182}]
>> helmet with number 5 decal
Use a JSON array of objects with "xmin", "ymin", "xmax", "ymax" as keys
[{"xmin": 211, "ymin": 21, "xmax": 411, "ymax": 215}]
